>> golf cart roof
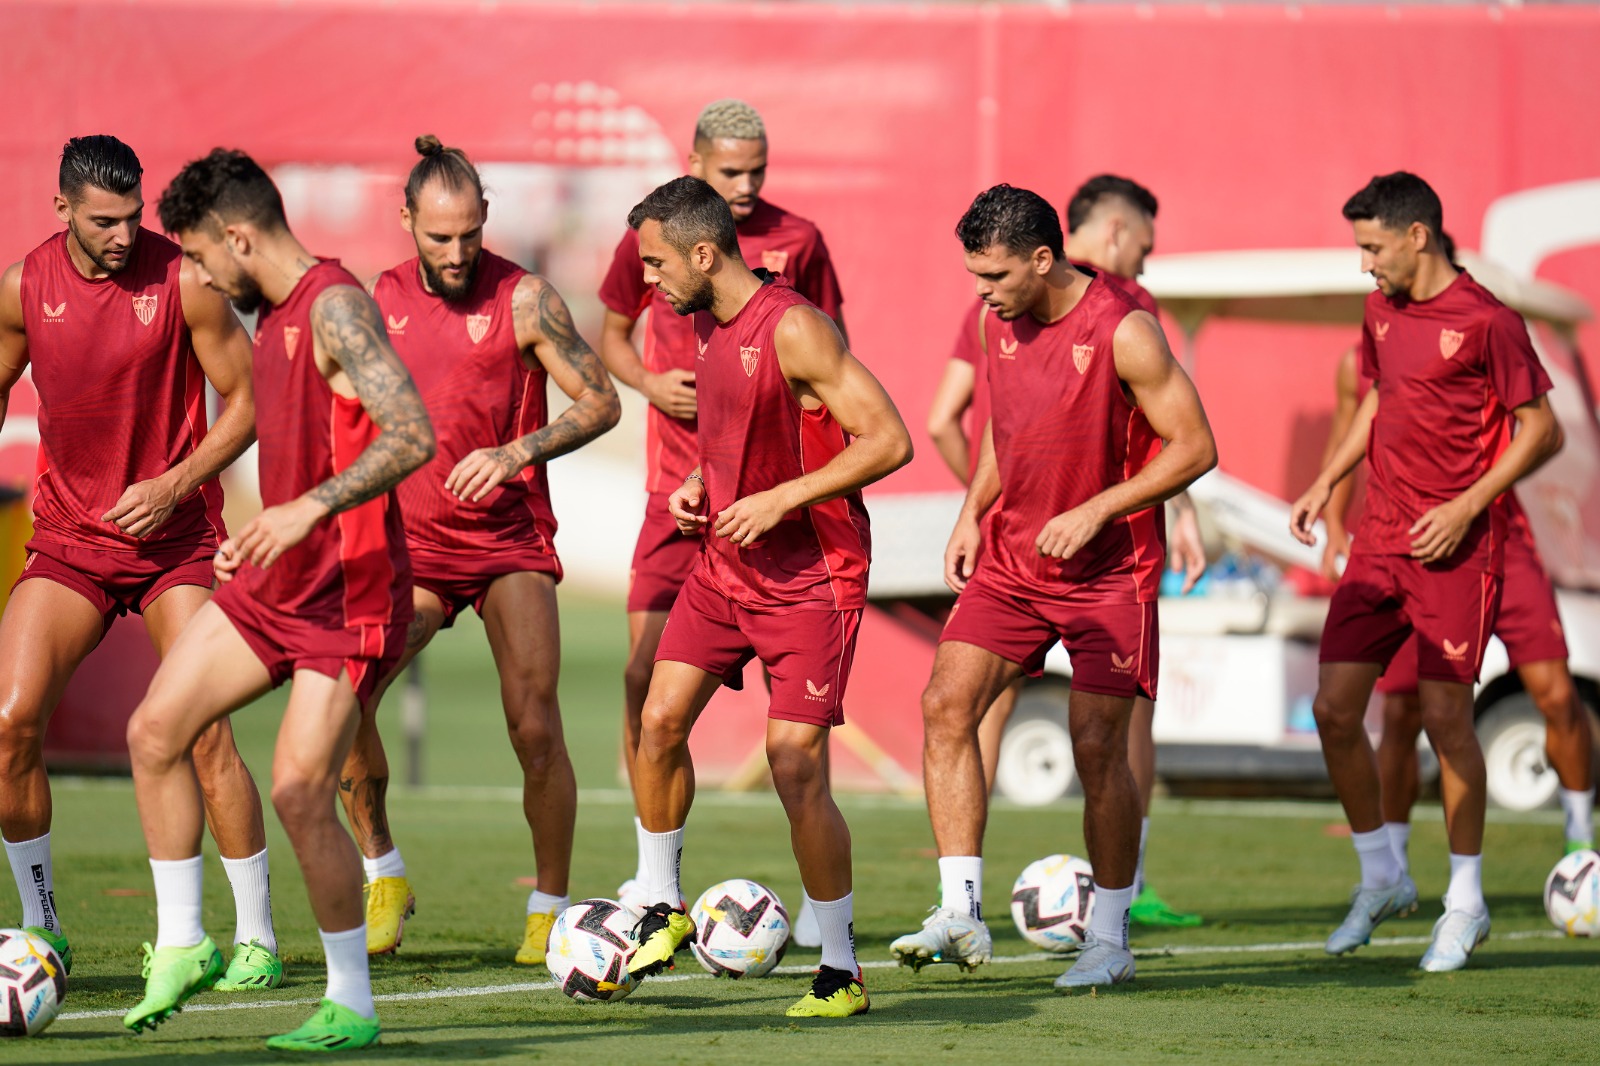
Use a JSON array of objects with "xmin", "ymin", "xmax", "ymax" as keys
[{"xmin": 1142, "ymin": 248, "xmax": 1593, "ymax": 330}]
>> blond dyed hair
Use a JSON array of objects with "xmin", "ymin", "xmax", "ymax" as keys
[{"xmin": 693, "ymin": 100, "xmax": 766, "ymax": 146}]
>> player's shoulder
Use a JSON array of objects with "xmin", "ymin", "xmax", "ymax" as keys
[
  {"xmin": 371, "ymin": 257, "xmax": 417, "ymax": 295},
  {"xmin": 0, "ymin": 260, "xmax": 23, "ymax": 320},
  {"xmin": 752, "ymin": 199, "xmax": 825, "ymax": 243}
]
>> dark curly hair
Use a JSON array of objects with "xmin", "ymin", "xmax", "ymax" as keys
[
  {"xmin": 157, "ymin": 148, "xmax": 287, "ymax": 235},
  {"xmin": 956, "ymin": 184, "xmax": 1064, "ymax": 260}
]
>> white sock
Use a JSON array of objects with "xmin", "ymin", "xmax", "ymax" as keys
[
  {"xmin": 1385, "ymin": 822, "xmax": 1412, "ymax": 876},
  {"xmin": 633, "ymin": 817, "xmax": 649, "ymax": 884},
  {"xmin": 219, "ymin": 848, "xmax": 277, "ymax": 953},
  {"xmin": 1561, "ymin": 789, "xmax": 1594, "ymax": 846},
  {"xmin": 937, "ymin": 856, "xmax": 983, "ymax": 920},
  {"xmin": 527, "ymin": 890, "xmax": 570, "ymax": 916},
  {"xmin": 641, "ymin": 826, "xmax": 684, "ymax": 908},
  {"xmin": 808, "ymin": 893, "xmax": 858, "ymax": 973},
  {"xmin": 361, "ymin": 848, "xmax": 406, "ymax": 882},
  {"xmin": 1444, "ymin": 853, "xmax": 1486, "ymax": 917},
  {"xmin": 320, "ymin": 926, "xmax": 375, "ymax": 1018},
  {"xmin": 4, "ymin": 833, "xmax": 59, "ymax": 934},
  {"xmin": 1134, "ymin": 818, "xmax": 1150, "ymax": 897},
  {"xmin": 1089, "ymin": 883, "xmax": 1133, "ymax": 949},
  {"xmin": 151, "ymin": 856, "xmax": 206, "ymax": 950},
  {"xmin": 1352, "ymin": 827, "xmax": 1400, "ymax": 891}
]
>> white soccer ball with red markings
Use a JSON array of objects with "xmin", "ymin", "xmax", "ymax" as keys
[
  {"xmin": 1011, "ymin": 854, "xmax": 1096, "ymax": 952},
  {"xmin": 0, "ymin": 928, "xmax": 66, "ymax": 1036},
  {"xmin": 689, "ymin": 879, "xmax": 790, "ymax": 978},
  {"xmin": 544, "ymin": 899, "xmax": 640, "ymax": 1001},
  {"xmin": 1545, "ymin": 849, "xmax": 1600, "ymax": 937}
]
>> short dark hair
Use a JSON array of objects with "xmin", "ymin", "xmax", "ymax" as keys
[
  {"xmin": 157, "ymin": 148, "xmax": 288, "ymax": 236},
  {"xmin": 627, "ymin": 176, "xmax": 740, "ymax": 258},
  {"xmin": 1065, "ymin": 174, "xmax": 1158, "ymax": 234},
  {"xmin": 957, "ymin": 184, "xmax": 1064, "ymax": 260},
  {"xmin": 59, "ymin": 135, "xmax": 142, "ymax": 201},
  {"xmin": 405, "ymin": 134, "xmax": 483, "ymax": 211},
  {"xmin": 1342, "ymin": 172, "xmax": 1444, "ymax": 240}
]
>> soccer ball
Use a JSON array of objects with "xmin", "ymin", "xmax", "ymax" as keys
[
  {"xmin": 688, "ymin": 879, "xmax": 790, "ymax": 978},
  {"xmin": 1011, "ymin": 854, "xmax": 1096, "ymax": 952},
  {"xmin": 1544, "ymin": 849, "xmax": 1600, "ymax": 937},
  {"xmin": 544, "ymin": 899, "xmax": 640, "ymax": 1001},
  {"xmin": 0, "ymin": 928, "xmax": 66, "ymax": 1036}
]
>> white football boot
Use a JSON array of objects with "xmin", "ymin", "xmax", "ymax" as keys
[
  {"xmin": 1325, "ymin": 876, "xmax": 1418, "ymax": 955},
  {"xmin": 890, "ymin": 908, "xmax": 992, "ymax": 972},
  {"xmin": 791, "ymin": 897, "xmax": 822, "ymax": 948},
  {"xmin": 1053, "ymin": 934, "xmax": 1135, "ymax": 991},
  {"xmin": 1418, "ymin": 906, "xmax": 1490, "ymax": 972}
]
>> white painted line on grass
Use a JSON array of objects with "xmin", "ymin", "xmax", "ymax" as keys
[{"xmin": 54, "ymin": 928, "xmax": 1568, "ymax": 1023}]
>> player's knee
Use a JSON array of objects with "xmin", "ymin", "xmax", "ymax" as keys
[
  {"xmin": 921, "ymin": 680, "xmax": 977, "ymax": 739},
  {"xmin": 1528, "ymin": 673, "xmax": 1578, "ymax": 724},
  {"xmin": 125, "ymin": 706, "xmax": 186, "ymax": 774},
  {"xmin": 767, "ymin": 740, "xmax": 824, "ymax": 800},
  {"xmin": 1312, "ymin": 691, "xmax": 1363, "ymax": 741},
  {"xmin": 1068, "ymin": 723, "xmax": 1122, "ymax": 785},
  {"xmin": 505, "ymin": 712, "xmax": 563, "ymax": 772},
  {"xmin": 1418, "ymin": 698, "xmax": 1476, "ymax": 753},
  {"xmin": 639, "ymin": 699, "xmax": 691, "ymax": 752},
  {"xmin": 270, "ymin": 772, "xmax": 333, "ymax": 828}
]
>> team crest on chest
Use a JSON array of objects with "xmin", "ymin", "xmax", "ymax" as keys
[
  {"xmin": 131, "ymin": 294, "xmax": 158, "ymax": 326},
  {"xmin": 998, "ymin": 336, "xmax": 1018, "ymax": 359},
  {"xmin": 740, "ymin": 345, "xmax": 761, "ymax": 377},
  {"xmin": 1439, "ymin": 328, "xmax": 1465, "ymax": 360},
  {"xmin": 761, "ymin": 249, "xmax": 789, "ymax": 274},
  {"xmin": 466, "ymin": 313, "xmax": 491, "ymax": 344},
  {"xmin": 283, "ymin": 326, "xmax": 301, "ymax": 360},
  {"xmin": 1073, "ymin": 344, "xmax": 1094, "ymax": 374}
]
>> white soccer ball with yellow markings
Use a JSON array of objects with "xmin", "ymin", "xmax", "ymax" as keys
[
  {"xmin": 1011, "ymin": 854, "xmax": 1096, "ymax": 952},
  {"xmin": 689, "ymin": 879, "xmax": 790, "ymax": 978},
  {"xmin": 1545, "ymin": 849, "xmax": 1600, "ymax": 937},
  {"xmin": 544, "ymin": 899, "xmax": 640, "ymax": 1001},
  {"xmin": 0, "ymin": 928, "xmax": 66, "ymax": 1036}
]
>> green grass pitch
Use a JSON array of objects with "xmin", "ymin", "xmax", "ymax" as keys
[{"xmin": 6, "ymin": 592, "xmax": 1597, "ymax": 1062}]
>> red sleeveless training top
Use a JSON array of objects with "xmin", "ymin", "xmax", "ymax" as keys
[
  {"xmin": 690, "ymin": 278, "xmax": 870, "ymax": 612},
  {"xmin": 219, "ymin": 260, "xmax": 410, "ymax": 627},
  {"xmin": 979, "ymin": 275, "xmax": 1164, "ymax": 604},
  {"xmin": 19, "ymin": 230, "xmax": 223, "ymax": 552},
  {"xmin": 372, "ymin": 252, "xmax": 556, "ymax": 558}
]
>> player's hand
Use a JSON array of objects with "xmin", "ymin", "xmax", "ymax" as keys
[
  {"xmin": 944, "ymin": 513, "xmax": 984, "ymax": 593},
  {"xmin": 213, "ymin": 538, "xmax": 243, "ymax": 584},
  {"xmin": 1319, "ymin": 523, "xmax": 1351, "ymax": 581},
  {"xmin": 1168, "ymin": 502, "xmax": 1208, "ymax": 594},
  {"xmin": 715, "ymin": 489, "xmax": 788, "ymax": 548},
  {"xmin": 1409, "ymin": 497, "xmax": 1476, "ymax": 563},
  {"xmin": 668, "ymin": 476, "xmax": 708, "ymax": 535},
  {"xmin": 1289, "ymin": 480, "xmax": 1331, "ymax": 546},
  {"xmin": 446, "ymin": 445, "xmax": 525, "ymax": 503},
  {"xmin": 103, "ymin": 475, "xmax": 182, "ymax": 539},
  {"xmin": 234, "ymin": 497, "xmax": 327, "ymax": 570},
  {"xmin": 644, "ymin": 368, "xmax": 697, "ymax": 420},
  {"xmin": 1036, "ymin": 504, "xmax": 1106, "ymax": 561}
]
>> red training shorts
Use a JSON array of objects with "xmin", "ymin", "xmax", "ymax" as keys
[
  {"xmin": 14, "ymin": 538, "xmax": 216, "ymax": 633},
  {"xmin": 939, "ymin": 573, "xmax": 1158, "ymax": 700},
  {"xmin": 1322, "ymin": 552, "xmax": 1500, "ymax": 686},
  {"xmin": 627, "ymin": 492, "xmax": 701, "ymax": 614},
  {"xmin": 409, "ymin": 544, "xmax": 562, "ymax": 628},
  {"xmin": 654, "ymin": 565, "xmax": 860, "ymax": 728},
  {"xmin": 213, "ymin": 583, "xmax": 406, "ymax": 710},
  {"xmin": 1376, "ymin": 529, "xmax": 1566, "ymax": 694}
]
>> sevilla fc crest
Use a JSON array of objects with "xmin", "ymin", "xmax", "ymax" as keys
[
  {"xmin": 761, "ymin": 249, "xmax": 789, "ymax": 274},
  {"xmin": 1439, "ymin": 328, "xmax": 1464, "ymax": 360},
  {"xmin": 740, "ymin": 345, "xmax": 761, "ymax": 377},
  {"xmin": 132, "ymin": 294, "xmax": 158, "ymax": 326},
  {"xmin": 1073, "ymin": 344, "xmax": 1094, "ymax": 374},
  {"xmin": 283, "ymin": 326, "xmax": 302, "ymax": 360},
  {"xmin": 467, "ymin": 314, "xmax": 491, "ymax": 344}
]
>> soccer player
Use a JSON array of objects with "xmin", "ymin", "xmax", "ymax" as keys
[
  {"xmin": 122, "ymin": 149, "xmax": 436, "ymax": 1050},
  {"xmin": 894, "ymin": 185, "xmax": 1216, "ymax": 990},
  {"xmin": 621, "ymin": 176, "xmax": 911, "ymax": 1018},
  {"xmin": 0, "ymin": 135, "xmax": 281, "ymax": 990},
  {"xmin": 597, "ymin": 101, "xmax": 845, "ymax": 935},
  {"xmin": 1290, "ymin": 172, "xmax": 1562, "ymax": 972},
  {"xmin": 1321, "ymin": 350, "xmax": 1593, "ymax": 865},
  {"xmin": 342, "ymin": 136, "xmax": 620, "ymax": 961}
]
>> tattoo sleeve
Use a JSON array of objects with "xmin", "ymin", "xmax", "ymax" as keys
[
  {"xmin": 505, "ymin": 278, "xmax": 620, "ymax": 466},
  {"xmin": 307, "ymin": 286, "xmax": 437, "ymax": 515}
]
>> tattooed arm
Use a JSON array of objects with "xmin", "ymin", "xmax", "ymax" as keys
[
  {"xmin": 224, "ymin": 284, "xmax": 436, "ymax": 573},
  {"xmin": 446, "ymin": 274, "xmax": 621, "ymax": 502}
]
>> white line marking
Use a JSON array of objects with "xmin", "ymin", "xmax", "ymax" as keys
[{"xmin": 54, "ymin": 928, "xmax": 1568, "ymax": 1023}]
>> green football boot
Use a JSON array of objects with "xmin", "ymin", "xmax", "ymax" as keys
[
  {"xmin": 1130, "ymin": 885, "xmax": 1203, "ymax": 928},
  {"xmin": 214, "ymin": 939, "xmax": 285, "ymax": 991},
  {"xmin": 265, "ymin": 998, "xmax": 381, "ymax": 1052},
  {"xmin": 123, "ymin": 937, "xmax": 224, "ymax": 1032},
  {"xmin": 21, "ymin": 926, "xmax": 71, "ymax": 975}
]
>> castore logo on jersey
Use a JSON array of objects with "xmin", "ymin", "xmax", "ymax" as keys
[
  {"xmin": 42, "ymin": 301, "xmax": 65, "ymax": 320},
  {"xmin": 387, "ymin": 315, "xmax": 408, "ymax": 334},
  {"xmin": 999, "ymin": 336, "xmax": 1018, "ymax": 359}
]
